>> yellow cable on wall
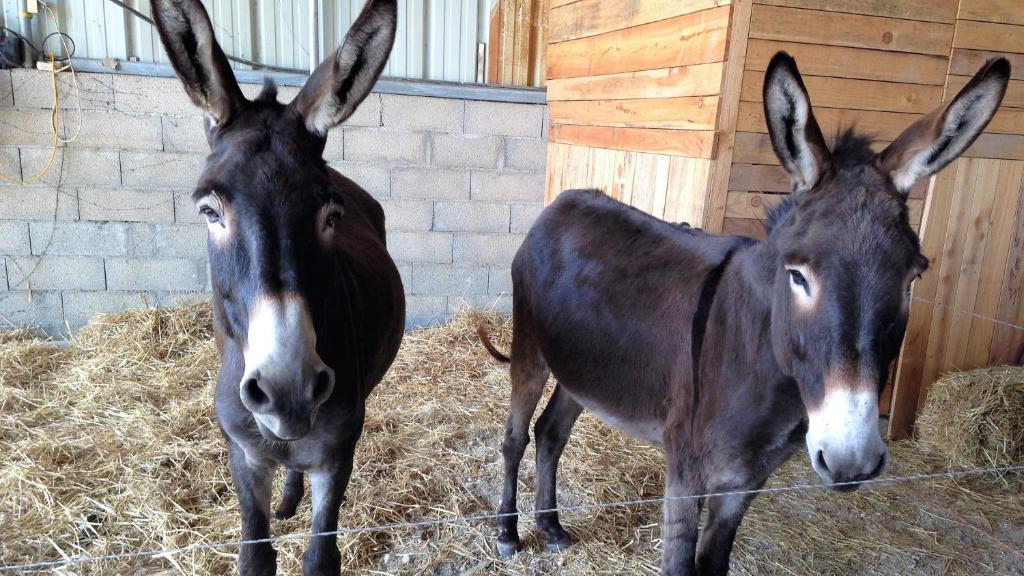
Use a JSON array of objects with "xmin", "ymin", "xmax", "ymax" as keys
[
  {"xmin": 0, "ymin": 53, "xmax": 60, "ymax": 185},
  {"xmin": 0, "ymin": 0, "xmax": 85, "ymax": 184}
]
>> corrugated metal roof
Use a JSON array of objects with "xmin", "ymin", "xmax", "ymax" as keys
[{"xmin": 1, "ymin": 0, "xmax": 491, "ymax": 82}]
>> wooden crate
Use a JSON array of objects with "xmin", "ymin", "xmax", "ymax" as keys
[{"xmin": 543, "ymin": 0, "xmax": 1024, "ymax": 437}]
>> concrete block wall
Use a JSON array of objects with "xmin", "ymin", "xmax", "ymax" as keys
[{"xmin": 0, "ymin": 69, "xmax": 548, "ymax": 334}]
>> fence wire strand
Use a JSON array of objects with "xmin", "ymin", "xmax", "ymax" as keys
[
  {"xmin": 911, "ymin": 296, "xmax": 1024, "ymax": 333},
  {"xmin": 1, "ymin": 463, "xmax": 1021, "ymax": 573}
]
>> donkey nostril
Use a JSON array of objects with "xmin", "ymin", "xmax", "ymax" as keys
[
  {"xmin": 815, "ymin": 450, "xmax": 830, "ymax": 475},
  {"xmin": 242, "ymin": 378, "xmax": 271, "ymax": 410},
  {"xmin": 313, "ymin": 368, "xmax": 335, "ymax": 404}
]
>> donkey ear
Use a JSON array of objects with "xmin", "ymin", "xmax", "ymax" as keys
[
  {"xmin": 151, "ymin": 0, "xmax": 245, "ymax": 124},
  {"xmin": 289, "ymin": 0, "xmax": 397, "ymax": 136},
  {"xmin": 763, "ymin": 52, "xmax": 832, "ymax": 194},
  {"xmin": 879, "ymin": 58, "xmax": 1009, "ymax": 195}
]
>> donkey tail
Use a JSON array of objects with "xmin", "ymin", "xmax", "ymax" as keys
[{"xmin": 477, "ymin": 326, "xmax": 511, "ymax": 363}]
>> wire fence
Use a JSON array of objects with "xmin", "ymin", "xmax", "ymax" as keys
[
  {"xmin": 1, "ymin": 463, "xmax": 1021, "ymax": 573},
  {"xmin": 0, "ymin": 4, "xmax": 1021, "ymax": 573}
]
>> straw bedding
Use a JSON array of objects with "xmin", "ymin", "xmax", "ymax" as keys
[{"xmin": 1, "ymin": 304, "xmax": 1022, "ymax": 575}]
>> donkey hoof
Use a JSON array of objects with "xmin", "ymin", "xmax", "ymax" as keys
[
  {"xmin": 496, "ymin": 538, "xmax": 520, "ymax": 558},
  {"xmin": 274, "ymin": 503, "xmax": 299, "ymax": 520},
  {"xmin": 545, "ymin": 540, "xmax": 572, "ymax": 553},
  {"xmin": 545, "ymin": 532, "xmax": 573, "ymax": 553}
]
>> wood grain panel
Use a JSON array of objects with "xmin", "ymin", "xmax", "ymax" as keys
[
  {"xmin": 549, "ymin": 124, "xmax": 717, "ymax": 158},
  {"xmin": 989, "ymin": 163, "xmax": 1024, "ymax": 365},
  {"xmin": 631, "ymin": 153, "xmax": 659, "ymax": 214},
  {"xmin": 546, "ymin": 6, "xmax": 730, "ymax": 79},
  {"xmin": 546, "ymin": 143, "xmax": 714, "ymax": 227},
  {"xmin": 946, "ymin": 76, "xmax": 1024, "ymax": 109},
  {"xmin": 727, "ymin": 158, "xmax": 924, "ymax": 198},
  {"xmin": 546, "ymin": 62, "xmax": 725, "ymax": 101},
  {"xmin": 549, "ymin": 96, "xmax": 719, "ymax": 130},
  {"xmin": 489, "ymin": 0, "xmax": 546, "ymax": 87},
  {"xmin": 949, "ymin": 49, "xmax": 1024, "ymax": 81},
  {"xmin": 730, "ymin": 105, "xmax": 1024, "ymax": 145},
  {"xmin": 958, "ymin": 0, "xmax": 1024, "ymax": 26},
  {"xmin": 609, "ymin": 149, "xmax": 633, "ymax": 201},
  {"xmin": 722, "ymin": 217, "xmax": 768, "ymax": 239},
  {"xmin": 663, "ymin": 156, "xmax": 687, "ymax": 222},
  {"xmin": 745, "ymin": 40, "xmax": 949, "ymax": 85},
  {"xmin": 725, "ymin": 189, "xmax": 924, "ymax": 221},
  {"xmin": 548, "ymin": 142, "xmax": 565, "ymax": 202},
  {"xmin": 650, "ymin": 154, "xmax": 672, "ymax": 219},
  {"xmin": 943, "ymin": 159, "xmax": 1002, "ymax": 370},
  {"xmin": 512, "ymin": 0, "xmax": 531, "ymax": 84},
  {"xmin": 740, "ymin": 71, "xmax": 944, "ymax": 113},
  {"xmin": 749, "ymin": 4, "xmax": 953, "ymax": 56},
  {"xmin": 965, "ymin": 161, "xmax": 1024, "ymax": 366},
  {"xmin": 889, "ymin": 164, "xmax": 960, "ymax": 438},
  {"xmin": 733, "ymin": 132, "xmax": 782, "ymax": 164},
  {"xmin": 963, "ymin": 133, "xmax": 1024, "ymax": 161},
  {"xmin": 728, "ymin": 164, "xmax": 791, "ymax": 192},
  {"xmin": 724, "ymin": 191, "xmax": 786, "ymax": 219},
  {"xmin": 733, "ymin": 131, "xmax": 897, "ymax": 165},
  {"xmin": 664, "ymin": 156, "xmax": 713, "ymax": 225},
  {"xmin": 918, "ymin": 160, "xmax": 981, "ymax": 403},
  {"xmin": 988, "ymin": 107, "xmax": 1024, "ymax": 136},
  {"xmin": 752, "ymin": 0, "xmax": 958, "ymax": 24},
  {"xmin": 548, "ymin": 0, "xmax": 729, "ymax": 44},
  {"xmin": 953, "ymin": 20, "xmax": 1024, "ymax": 54},
  {"xmin": 704, "ymin": 0, "xmax": 753, "ymax": 233},
  {"xmin": 737, "ymin": 100, "xmax": 923, "ymax": 141}
]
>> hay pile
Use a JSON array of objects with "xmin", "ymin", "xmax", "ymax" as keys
[
  {"xmin": 916, "ymin": 366, "xmax": 1024, "ymax": 469},
  {"xmin": 1, "ymin": 304, "xmax": 1022, "ymax": 575}
]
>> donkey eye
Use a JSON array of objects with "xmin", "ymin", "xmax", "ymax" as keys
[
  {"xmin": 788, "ymin": 269, "xmax": 811, "ymax": 296},
  {"xmin": 323, "ymin": 204, "xmax": 343, "ymax": 230},
  {"xmin": 325, "ymin": 211, "xmax": 339, "ymax": 229},
  {"xmin": 199, "ymin": 205, "xmax": 221, "ymax": 224}
]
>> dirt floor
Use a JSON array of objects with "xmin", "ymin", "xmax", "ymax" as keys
[{"xmin": 0, "ymin": 305, "xmax": 1022, "ymax": 575}]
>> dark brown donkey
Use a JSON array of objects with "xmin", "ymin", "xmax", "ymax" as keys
[
  {"xmin": 481, "ymin": 53, "xmax": 1009, "ymax": 575},
  {"xmin": 151, "ymin": 1, "xmax": 404, "ymax": 574}
]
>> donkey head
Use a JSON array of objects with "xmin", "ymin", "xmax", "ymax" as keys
[
  {"xmin": 152, "ymin": 0, "xmax": 396, "ymax": 441},
  {"xmin": 762, "ymin": 52, "xmax": 1009, "ymax": 489}
]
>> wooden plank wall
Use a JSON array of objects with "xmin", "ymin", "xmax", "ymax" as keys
[
  {"xmin": 543, "ymin": 0, "xmax": 1024, "ymax": 436},
  {"xmin": 712, "ymin": 0, "xmax": 957, "ymax": 238},
  {"xmin": 889, "ymin": 0, "xmax": 1024, "ymax": 437},
  {"xmin": 488, "ymin": 0, "xmax": 548, "ymax": 87},
  {"xmin": 544, "ymin": 0, "xmax": 732, "ymax": 225}
]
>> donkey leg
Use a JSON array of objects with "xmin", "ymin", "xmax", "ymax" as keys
[
  {"xmin": 660, "ymin": 447, "xmax": 703, "ymax": 576},
  {"xmin": 496, "ymin": 321, "xmax": 549, "ymax": 558},
  {"xmin": 533, "ymin": 384, "xmax": 583, "ymax": 552},
  {"xmin": 695, "ymin": 490, "xmax": 756, "ymax": 576},
  {"xmin": 227, "ymin": 441, "xmax": 278, "ymax": 576},
  {"xmin": 275, "ymin": 470, "xmax": 305, "ymax": 519},
  {"xmin": 302, "ymin": 442, "xmax": 357, "ymax": 576}
]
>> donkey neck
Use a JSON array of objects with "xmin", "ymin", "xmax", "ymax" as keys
[{"xmin": 706, "ymin": 239, "xmax": 793, "ymax": 392}]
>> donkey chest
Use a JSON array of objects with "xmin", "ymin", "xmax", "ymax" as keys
[{"xmin": 229, "ymin": 422, "xmax": 348, "ymax": 471}]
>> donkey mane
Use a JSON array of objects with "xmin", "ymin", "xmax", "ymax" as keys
[
  {"xmin": 765, "ymin": 127, "xmax": 877, "ymax": 234},
  {"xmin": 830, "ymin": 128, "xmax": 876, "ymax": 168},
  {"xmin": 254, "ymin": 77, "xmax": 279, "ymax": 104}
]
